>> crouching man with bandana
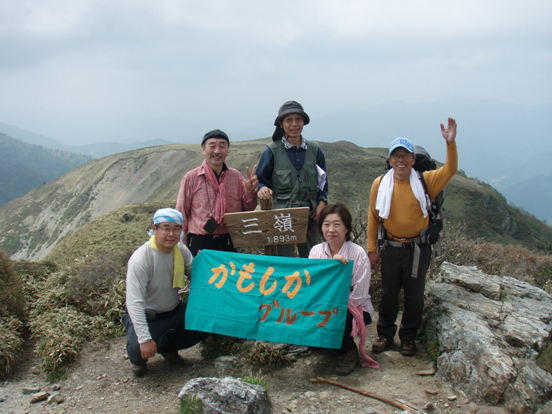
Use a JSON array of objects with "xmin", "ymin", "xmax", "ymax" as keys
[
  {"xmin": 122, "ymin": 208, "xmax": 209, "ymax": 377},
  {"xmin": 368, "ymin": 118, "xmax": 458, "ymax": 357}
]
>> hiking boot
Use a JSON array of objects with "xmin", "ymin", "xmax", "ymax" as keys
[
  {"xmin": 160, "ymin": 351, "xmax": 186, "ymax": 367},
  {"xmin": 131, "ymin": 362, "xmax": 147, "ymax": 377},
  {"xmin": 335, "ymin": 348, "xmax": 359, "ymax": 376},
  {"xmin": 400, "ymin": 340, "xmax": 416, "ymax": 356},
  {"xmin": 372, "ymin": 337, "xmax": 394, "ymax": 353}
]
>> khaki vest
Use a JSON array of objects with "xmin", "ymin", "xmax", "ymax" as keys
[{"xmin": 268, "ymin": 139, "xmax": 319, "ymax": 213}]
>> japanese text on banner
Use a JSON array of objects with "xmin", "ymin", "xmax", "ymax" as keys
[{"xmin": 185, "ymin": 249, "xmax": 354, "ymax": 349}]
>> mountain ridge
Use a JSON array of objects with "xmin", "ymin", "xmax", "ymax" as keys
[
  {"xmin": 0, "ymin": 133, "xmax": 93, "ymax": 208},
  {"xmin": 3, "ymin": 97, "xmax": 550, "ymax": 222},
  {"xmin": 1, "ymin": 138, "xmax": 550, "ymax": 261}
]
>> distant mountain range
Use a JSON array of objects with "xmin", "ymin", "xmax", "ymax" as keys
[
  {"xmin": 0, "ymin": 138, "xmax": 550, "ymax": 262},
  {"xmin": 0, "ymin": 122, "xmax": 176, "ymax": 159},
  {"xmin": 1, "ymin": 98, "xmax": 551, "ymax": 222},
  {"xmin": 500, "ymin": 173, "xmax": 552, "ymax": 224},
  {"xmin": 0, "ymin": 133, "xmax": 93, "ymax": 209}
]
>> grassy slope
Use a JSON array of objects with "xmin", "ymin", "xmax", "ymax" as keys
[
  {"xmin": 45, "ymin": 201, "xmax": 171, "ymax": 266},
  {"xmin": 1, "ymin": 138, "xmax": 552, "ymax": 262}
]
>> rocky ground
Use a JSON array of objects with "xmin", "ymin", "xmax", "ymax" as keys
[{"xmin": 0, "ymin": 319, "xmax": 507, "ymax": 414}]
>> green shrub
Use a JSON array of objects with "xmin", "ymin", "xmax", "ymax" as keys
[
  {"xmin": 200, "ymin": 335, "xmax": 246, "ymax": 361},
  {"xmin": 0, "ymin": 251, "xmax": 26, "ymax": 378},
  {"xmin": 543, "ymin": 280, "xmax": 552, "ymax": 295},
  {"xmin": 29, "ymin": 250, "xmax": 127, "ymax": 376},
  {"xmin": 30, "ymin": 307, "xmax": 95, "ymax": 376},
  {"xmin": 241, "ymin": 376, "xmax": 268, "ymax": 389},
  {"xmin": 200, "ymin": 336, "xmax": 291, "ymax": 367},
  {"xmin": 245, "ymin": 343, "xmax": 292, "ymax": 367},
  {"xmin": 0, "ymin": 315, "xmax": 24, "ymax": 377},
  {"xmin": 537, "ymin": 339, "xmax": 552, "ymax": 375},
  {"xmin": 65, "ymin": 250, "xmax": 129, "ymax": 317},
  {"xmin": 179, "ymin": 394, "xmax": 203, "ymax": 414},
  {"xmin": 0, "ymin": 250, "xmax": 26, "ymax": 319},
  {"xmin": 426, "ymin": 332, "xmax": 440, "ymax": 367},
  {"xmin": 500, "ymin": 286, "xmax": 508, "ymax": 302},
  {"xmin": 437, "ymin": 220, "xmax": 552, "ymax": 290},
  {"xmin": 241, "ymin": 375, "xmax": 271, "ymax": 406},
  {"xmin": 12, "ymin": 261, "xmax": 57, "ymax": 314}
]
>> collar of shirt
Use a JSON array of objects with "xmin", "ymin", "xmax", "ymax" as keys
[
  {"xmin": 281, "ymin": 136, "xmax": 308, "ymax": 150},
  {"xmin": 322, "ymin": 241, "xmax": 350, "ymax": 258},
  {"xmin": 198, "ymin": 162, "xmax": 228, "ymax": 180}
]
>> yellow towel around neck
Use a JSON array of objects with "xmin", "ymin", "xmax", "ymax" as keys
[{"xmin": 149, "ymin": 235, "xmax": 186, "ymax": 289}]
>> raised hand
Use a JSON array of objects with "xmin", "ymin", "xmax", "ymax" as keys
[
  {"xmin": 440, "ymin": 117, "xmax": 457, "ymax": 145},
  {"xmin": 245, "ymin": 164, "xmax": 259, "ymax": 192}
]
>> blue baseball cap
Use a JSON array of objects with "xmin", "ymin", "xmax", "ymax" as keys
[{"xmin": 389, "ymin": 137, "xmax": 414, "ymax": 155}]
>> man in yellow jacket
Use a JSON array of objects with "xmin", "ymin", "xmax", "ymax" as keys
[{"xmin": 368, "ymin": 118, "xmax": 458, "ymax": 356}]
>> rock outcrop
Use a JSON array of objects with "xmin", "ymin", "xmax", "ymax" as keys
[
  {"xmin": 178, "ymin": 377, "xmax": 271, "ymax": 414},
  {"xmin": 426, "ymin": 262, "xmax": 552, "ymax": 413}
]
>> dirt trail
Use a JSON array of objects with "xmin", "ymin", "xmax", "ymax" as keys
[{"xmin": 0, "ymin": 321, "xmax": 505, "ymax": 414}]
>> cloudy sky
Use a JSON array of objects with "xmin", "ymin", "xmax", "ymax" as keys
[{"xmin": 1, "ymin": 0, "xmax": 550, "ymax": 145}]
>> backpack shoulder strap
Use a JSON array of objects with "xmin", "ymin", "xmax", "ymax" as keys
[
  {"xmin": 375, "ymin": 174, "xmax": 386, "ymax": 247},
  {"xmin": 417, "ymin": 170, "xmax": 429, "ymax": 197},
  {"xmin": 417, "ymin": 170, "xmax": 433, "ymax": 214}
]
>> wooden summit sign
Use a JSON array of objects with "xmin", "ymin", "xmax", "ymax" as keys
[{"xmin": 224, "ymin": 207, "xmax": 309, "ymax": 248}]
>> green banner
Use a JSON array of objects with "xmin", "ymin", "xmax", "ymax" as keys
[{"xmin": 185, "ymin": 249, "xmax": 353, "ymax": 349}]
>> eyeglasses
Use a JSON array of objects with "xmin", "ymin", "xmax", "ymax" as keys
[
  {"xmin": 157, "ymin": 225, "xmax": 182, "ymax": 235},
  {"xmin": 391, "ymin": 152, "xmax": 413, "ymax": 160},
  {"xmin": 282, "ymin": 116, "xmax": 304, "ymax": 125}
]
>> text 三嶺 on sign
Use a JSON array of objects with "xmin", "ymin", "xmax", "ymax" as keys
[{"xmin": 224, "ymin": 207, "xmax": 309, "ymax": 248}]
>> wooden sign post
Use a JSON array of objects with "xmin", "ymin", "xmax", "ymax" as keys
[{"xmin": 224, "ymin": 207, "xmax": 309, "ymax": 250}]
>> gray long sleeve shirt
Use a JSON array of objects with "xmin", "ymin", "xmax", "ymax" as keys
[{"xmin": 125, "ymin": 241, "xmax": 193, "ymax": 343}]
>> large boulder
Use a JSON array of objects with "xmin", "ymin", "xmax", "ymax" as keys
[
  {"xmin": 178, "ymin": 377, "xmax": 271, "ymax": 414},
  {"xmin": 425, "ymin": 262, "xmax": 552, "ymax": 413}
]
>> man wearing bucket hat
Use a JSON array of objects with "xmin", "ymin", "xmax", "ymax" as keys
[
  {"xmin": 176, "ymin": 129, "xmax": 259, "ymax": 256},
  {"xmin": 256, "ymin": 101, "xmax": 329, "ymax": 258},
  {"xmin": 367, "ymin": 118, "xmax": 458, "ymax": 356},
  {"xmin": 123, "ymin": 208, "xmax": 210, "ymax": 377}
]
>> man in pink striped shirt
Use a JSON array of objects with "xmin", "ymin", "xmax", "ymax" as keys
[{"xmin": 176, "ymin": 129, "xmax": 258, "ymax": 256}]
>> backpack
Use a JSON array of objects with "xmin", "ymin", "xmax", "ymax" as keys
[
  {"xmin": 383, "ymin": 145, "xmax": 444, "ymax": 244},
  {"xmin": 413, "ymin": 145, "xmax": 445, "ymax": 243}
]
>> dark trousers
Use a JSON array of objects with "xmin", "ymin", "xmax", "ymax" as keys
[
  {"xmin": 122, "ymin": 301, "xmax": 210, "ymax": 365},
  {"xmin": 276, "ymin": 223, "xmax": 322, "ymax": 258},
  {"xmin": 187, "ymin": 233, "xmax": 237, "ymax": 257},
  {"xmin": 340, "ymin": 310, "xmax": 372, "ymax": 354},
  {"xmin": 376, "ymin": 244, "xmax": 431, "ymax": 342}
]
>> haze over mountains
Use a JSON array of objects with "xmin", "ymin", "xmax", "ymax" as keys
[
  {"xmin": 0, "ymin": 122, "xmax": 174, "ymax": 159},
  {"xmin": 1, "ymin": 98, "xmax": 551, "ymax": 222}
]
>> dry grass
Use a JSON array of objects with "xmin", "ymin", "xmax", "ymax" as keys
[
  {"xmin": 45, "ymin": 201, "xmax": 169, "ymax": 267},
  {"xmin": 0, "ymin": 315, "xmax": 24, "ymax": 377},
  {"xmin": 2, "ymin": 195, "xmax": 551, "ymax": 379},
  {"xmin": 0, "ymin": 250, "xmax": 26, "ymax": 377},
  {"xmin": 435, "ymin": 220, "xmax": 552, "ymax": 290},
  {"xmin": 343, "ymin": 203, "xmax": 552, "ymax": 306},
  {"xmin": 245, "ymin": 343, "xmax": 292, "ymax": 366},
  {"xmin": 0, "ymin": 250, "xmax": 26, "ymax": 320},
  {"xmin": 29, "ymin": 251, "xmax": 128, "ymax": 377}
]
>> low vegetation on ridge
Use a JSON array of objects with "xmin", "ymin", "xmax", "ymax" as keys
[{"xmin": 1, "ymin": 200, "xmax": 551, "ymax": 379}]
